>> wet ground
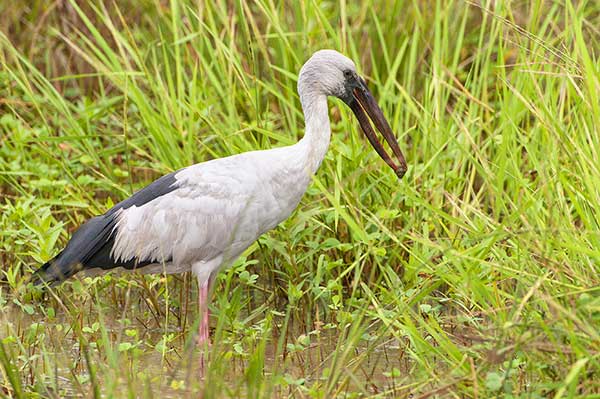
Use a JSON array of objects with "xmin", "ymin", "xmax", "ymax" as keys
[{"xmin": 0, "ymin": 288, "xmax": 419, "ymax": 398}]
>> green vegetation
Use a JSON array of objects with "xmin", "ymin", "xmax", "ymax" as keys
[{"xmin": 1, "ymin": 0, "xmax": 599, "ymax": 397}]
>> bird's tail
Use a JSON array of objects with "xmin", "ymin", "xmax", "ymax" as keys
[
  {"xmin": 30, "ymin": 252, "xmax": 81, "ymax": 287},
  {"xmin": 30, "ymin": 215, "xmax": 115, "ymax": 287},
  {"xmin": 30, "ymin": 258, "xmax": 59, "ymax": 287}
]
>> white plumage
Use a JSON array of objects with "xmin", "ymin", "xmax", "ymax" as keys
[{"xmin": 111, "ymin": 145, "xmax": 316, "ymax": 280}]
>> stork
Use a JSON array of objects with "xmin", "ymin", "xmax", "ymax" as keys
[{"xmin": 33, "ymin": 50, "xmax": 407, "ymax": 364}]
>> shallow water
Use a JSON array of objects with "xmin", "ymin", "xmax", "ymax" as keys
[{"xmin": 0, "ymin": 287, "xmax": 417, "ymax": 398}]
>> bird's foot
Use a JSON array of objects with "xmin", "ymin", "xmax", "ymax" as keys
[
  {"xmin": 197, "ymin": 341, "xmax": 211, "ymax": 377},
  {"xmin": 197, "ymin": 323, "xmax": 211, "ymax": 376}
]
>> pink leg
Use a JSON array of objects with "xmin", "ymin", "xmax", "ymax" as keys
[
  {"xmin": 197, "ymin": 281, "xmax": 211, "ymax": 346},
  {"xmin": 197, "ymin": 279, "xmax": 211, "ymax": 373}
]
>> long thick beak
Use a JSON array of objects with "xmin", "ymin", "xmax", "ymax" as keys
[{"xmin": 348, "ymin": 79, "xmax": 407, "ymax": 179}]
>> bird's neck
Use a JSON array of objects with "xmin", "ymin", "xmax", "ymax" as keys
[{"xmin": 298, "ymin": 93, "xmax": 331, "ymax": 175}]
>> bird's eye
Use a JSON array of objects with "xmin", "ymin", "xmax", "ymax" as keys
[{"xmin": 343, "ymin": 70, "xmax": 353, "ymax": 79}]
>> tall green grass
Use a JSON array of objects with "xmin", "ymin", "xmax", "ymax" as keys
[{"xmin": 1, "ymin": 0, "xmax": 599, "ymax": 397}]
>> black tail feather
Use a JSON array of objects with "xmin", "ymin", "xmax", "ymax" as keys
[
  {"xmin": 31, "ymin": 215, "xmax": 117, "ymax": 286},
  {"xmin": 31, "ymin": 171, "xmax": 180, "ymax": 286}
]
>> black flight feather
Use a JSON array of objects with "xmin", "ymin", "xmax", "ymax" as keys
[{"xmin": 33, "ymin": 172, "xmax": 179, "ymax": 285}]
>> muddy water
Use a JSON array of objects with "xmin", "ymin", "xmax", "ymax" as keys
[{"xmin": 0, "ymin": 290, "xmax": 413, "ymax": 397}]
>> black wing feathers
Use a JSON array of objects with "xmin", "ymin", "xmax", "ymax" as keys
[{"xmin": 33, "ymin": 172, "xmax": 179, "ymax": 285}]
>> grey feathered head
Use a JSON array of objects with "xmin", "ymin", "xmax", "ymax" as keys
[
  {"xmin": 298, "ymin": 49, "xmax": 358, "ymax": 100},
  {"xmin": 298, "ymin": 49, "xmax": 408, "ymax": 179}
]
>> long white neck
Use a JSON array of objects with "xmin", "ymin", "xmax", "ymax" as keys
[{"xmin": 297, "ymin": 92, "xmax": 331, "ymax": 175}]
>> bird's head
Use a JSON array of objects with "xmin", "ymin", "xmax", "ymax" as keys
[{"xmin": 298, "ymin": 49, "xmax": 407, "ymax": 179}]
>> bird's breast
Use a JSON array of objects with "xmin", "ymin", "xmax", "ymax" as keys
[
  {"xmin": 241, "ymin": 162, "xmax": 312, "ymax": 237},
  {"xmin": 170, "ymin": 147, "xmax": 315, "ymax": 263}
]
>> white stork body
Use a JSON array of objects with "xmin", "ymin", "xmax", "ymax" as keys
[
  {"xmin": 112, "ymin": 120, "xmax": 328, "ymax": 282},
  {"xmin": 35, "ymin": 50, "xmax": 406, "ymax": 365}
]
